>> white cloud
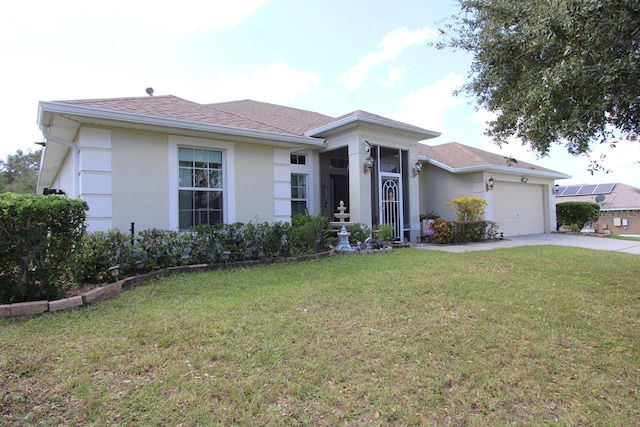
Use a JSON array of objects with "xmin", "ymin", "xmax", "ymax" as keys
[
  {"xmin": 391, "ymin": 72, "xmax": 465, "ymax": 132},
  {"xmin": 338, "ymin": 26, "xmax": 438, "ymax": 90},
  {"xmin": 203, "ymin": 61, "xmax": 321, "ymax": 104},
  {"xmin": 379, "ymin": 66, "xmax": 406, "ymax": 88},
  {"xmin": 0, "ymin": 0, "xmax": 266, "ymax": 39}
]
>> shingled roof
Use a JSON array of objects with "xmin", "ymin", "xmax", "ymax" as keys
[
  {"xmin": 418, "ymin": 142, "xmax": 560, "ymax": 174},
  {"xmin": 53, "ymin": 95, "xmax": 438, "ymax": 141},
  {"xmin": 207, "ymin": 99, "xmax": 336, "ymax": 136},
  {"xmin": 58, "ymin": 95, "xmax": 308, "ymax": 135}
]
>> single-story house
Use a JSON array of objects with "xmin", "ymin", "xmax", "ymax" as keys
[
  {"xmin": 36, "ymin": 94, "xmax": 569, "ymax": 240},
  {"xmin": 556, "ymin": 183, "xmax": 640, "ymax": 235}
]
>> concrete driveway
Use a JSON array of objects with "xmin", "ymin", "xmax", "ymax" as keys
[{"xmin": 414, "ymin": 233, "xmax": 640, "ymax": 255}]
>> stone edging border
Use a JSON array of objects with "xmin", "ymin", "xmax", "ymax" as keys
[{"xmin": 0, "ymin": 251, "xmax": 333, "ymax": 319}]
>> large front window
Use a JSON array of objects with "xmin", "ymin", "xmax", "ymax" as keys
[{"xmin": 178, "ymin": 147, "xmax": 223, "ymax": 229}]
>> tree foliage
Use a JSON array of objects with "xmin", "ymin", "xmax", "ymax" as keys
[
  {"xmin": 0, "ymin": 149, "xmax": 41, "ymax": 194},
  {"xmin": 440, "ymin": 0, "xmax": 640, "ymax": 156}
]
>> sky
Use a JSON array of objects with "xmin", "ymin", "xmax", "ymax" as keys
[{"xmin": 1, "ymin": 0, "xmax": 638, "ymax": 188}]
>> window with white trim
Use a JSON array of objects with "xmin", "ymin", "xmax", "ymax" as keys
[
  {"xmin": 291, "ymin": 173, "xmax": 307, "ymax": 215},
  {"xmin": 178, "ymin": 147, "xmax": 223, "ymax": 229}
]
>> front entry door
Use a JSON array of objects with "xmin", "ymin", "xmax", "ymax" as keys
[{"xmin": 380, "ymin": 175, "xmax": 403, "ymax": 240}]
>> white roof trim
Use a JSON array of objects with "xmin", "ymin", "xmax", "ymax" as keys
[
  {"xmin": 38, "ymin": 101, "xmax": 326, "ymax": 146},
  {"xmin": 419, "ymin": 155, "xmax": 571, "ymax": 179},
  {"xmin": 305, "ymin": 112, "xmax": 441, "ymax": 139}
]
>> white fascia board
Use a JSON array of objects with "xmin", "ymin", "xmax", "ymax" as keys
[
  {"xmin": 306, "ymin": 113, "xmax": 441, "ymax": 139},
  {"xmin": 38, "ymin": 101, "xmax": 325, "ymax": 147},
  {"xmin": 600, "ymin": 206, "xmax": 640, "ymax": 212},
  {"xmin": 418, "ymin": 155, "xmax": 571, "ymax": 180}
]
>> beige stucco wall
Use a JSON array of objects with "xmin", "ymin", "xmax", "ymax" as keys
[
  {"xmin": 233, "ymin": 142, "xmax": 275, "ymax": 223},
  {"xmin": 419, "ymin": 165, "xmax": 474, "ymax": 220},
  {"xmin": 111, "ymin": 129, "xmax": 170, "ymax": 231}
]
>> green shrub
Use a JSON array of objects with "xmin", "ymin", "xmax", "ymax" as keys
[
  {"xmin": 430, "ymin": 219, "xmax": 498, "ymax": 244},
  {"xmin": 430, "ymin": 219, "xmax": 453, "ymax": 244},
  {"xmin": 348, "ymin": 223, "xmax": 371, "ymax": 244},
  {"xmin": 291, "ymin": 213, "xmax": 332, "ymax": 253},
  {"xmin": 71, "ymin": 229, "xmax": 135, "ymax": 283},
  {"xmin": 446, "ymin": 197, "xmax": 487, "ymax": 221},
  {"xmin": 556, "ymin": 202, "xmax": 601, "ymax": 230},
  {"xmin": 374, "ymin": 224, "xmax": 396, "ymax": 242},
  {"xmin": 0, "ymin": 193, "xmax": 88, "ymax": 303}
]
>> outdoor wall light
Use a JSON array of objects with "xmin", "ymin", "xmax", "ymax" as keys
[
  {"xmin": 412, "ymin": 160, "xmax": 423, "ymax": 177},
  {"xmin": 363, "ymin": 155, "xmax": 375, "ymax": 174},
  {"xmin": 486, "ymin": 177, "xmax": 495, "ymax": 191},
  {"xmin": 552, "ymin": 184, "xmax": 560, "ymax": 195},
  {"xmin": 521, "ymin": 177, "xmax": 528, "ymax": 183}
]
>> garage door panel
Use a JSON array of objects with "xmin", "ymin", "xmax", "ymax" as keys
[{"xmin": 494, "ymin": 183, "xmax": 544, "ymax": 236}]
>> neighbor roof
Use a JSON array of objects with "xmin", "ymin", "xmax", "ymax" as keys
[
  {"xmin": 418, "ymin": 142, "xmax": 569, "ymax": 178},
  {"xmin": 556, "ymin": 183, "xmax": 640, "ymax": 210}
]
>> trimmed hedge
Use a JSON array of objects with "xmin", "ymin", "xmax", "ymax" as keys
[
  {"xmin": 556, "ymin": 201, "xmax": 600, "ymax": 230},
  {"xmin": 430, "ymin": 219, "xmax": 498, "ymax": 244},
  {"xmin": 0, "ymin": 193, "xmax": 88, "ymax": 303}
]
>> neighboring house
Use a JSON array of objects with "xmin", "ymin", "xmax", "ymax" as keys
[
  {"xmin": 36, "ymin": 95, "xmax": 569, "ymax": 240},
  {"xmin": 555, "ymin": 183, "xmax": 640, "ymax": 235}
]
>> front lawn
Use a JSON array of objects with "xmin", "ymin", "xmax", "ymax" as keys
[{"xmin": 1, "ymin": 246, "xmax": 638, "ymax": 425}]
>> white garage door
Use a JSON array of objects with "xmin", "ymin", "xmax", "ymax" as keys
[{"xmin": 494, "ymin": 182, "xmax": 545, "ymax": 236}]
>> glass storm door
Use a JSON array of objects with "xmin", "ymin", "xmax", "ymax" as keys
[{"xmin": 380, "ymin": 175, "xmax": 403, "ymax": 240}]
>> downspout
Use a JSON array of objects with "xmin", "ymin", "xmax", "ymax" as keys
[{"xmin": 39, "ymin": 126, "xmax": 80, "ymax": 198}]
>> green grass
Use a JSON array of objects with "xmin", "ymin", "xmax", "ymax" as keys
[
  {"xmin": 2, "ymin": 246, "xmax": 639, "ymax": 426},
  {"xmin": 608, "ymin": 234, "xmax": 640, "ymax": 242}
]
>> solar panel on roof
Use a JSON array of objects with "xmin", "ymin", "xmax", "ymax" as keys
[
  {"xmin": 577, "ymin": 184, "xmax": 597, "ymax": 195},
  {"xmin": 594, "ymin": 183, "xmax": 615, "ymax": 194},
  {"xmin": 562, "ymin": 186, "xmax": 581, "ymax": 196}
]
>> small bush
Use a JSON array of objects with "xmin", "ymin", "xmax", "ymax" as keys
[
  {"xmin": 291, "ymin": 213, "xmax": 332, "ymax": 253},
  {"xmin": 348, "ymin": 223, "xmax": 371, "ymax": 244},
  {"xmin": 430, "ymin": 219, "xmax": 498, "ymax": 244},
  {"xmin": 556, "ymin": 202, "xmax": 600, "ymax": 230},
  {"xmin": 446, "ymin": 197, "xmax": 487, "ymax": 221},
  {"xmin": 374, "ymin": 224, "xmax": 396, "ymax": 242},
  {"xmin": 430, "ymin": 219, "xmax": 453, "ymax": 244},
  {"xmin": 71, "ymin": 229, "xmax": 135, "ymax": 283}
]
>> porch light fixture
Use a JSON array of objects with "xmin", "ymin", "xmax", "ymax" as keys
[
  {"xmin": 486, "ymin": 177, "xmax": 495, "ymax": 191},
  {"xmin": 521, "ymin": 177, "xmax": 528, "ymax": 183},
  {"xmin": 552, "ymin": 184, "xmax": 560, "ymax": 195},
  {"xmin": 363, "ymin": 155, "xmax": 374, "ymax": 174},
  {"xmin": 412, "ymin": 160, "xmax": 423, "ymax": 177}
]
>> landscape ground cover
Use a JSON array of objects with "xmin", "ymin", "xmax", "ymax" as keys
[{"xmin": 1, "ymin": 246, "xmax": 638, "ymax": 426}]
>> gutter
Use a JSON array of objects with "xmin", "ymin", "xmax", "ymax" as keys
[
  {"xmin": 39, "ymin": 101, "xmax": 325, "ymax": 147},
  {"xmin": 39, "ymin": 126, "xmax": 79, "ymax": 198}
]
